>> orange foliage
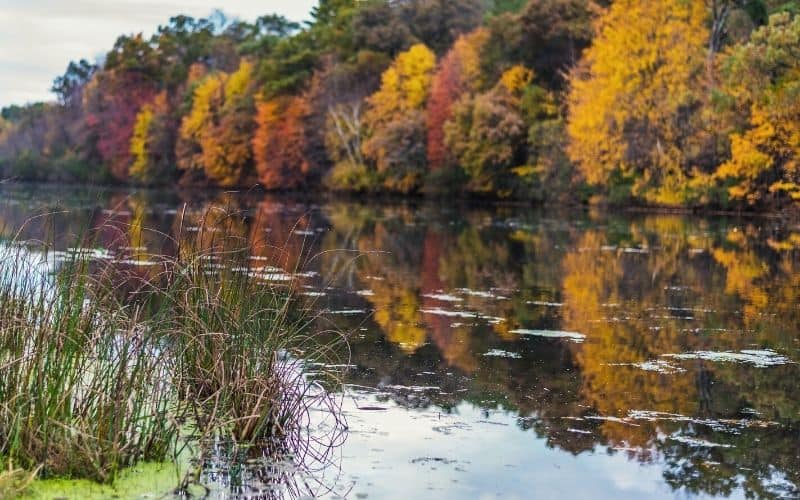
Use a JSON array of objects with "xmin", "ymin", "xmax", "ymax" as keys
[
  {"xmin": 177, "ymin": 61, "xmax": 255, "ymax": 187},
  {"xmin": 252, "ymin": 95, "xmax": 311, "ymax": 190}
]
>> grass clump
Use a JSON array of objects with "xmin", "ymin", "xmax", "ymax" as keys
[
  {"xmin": 157, "ymin": 211, "xmax": 347, "ymax": 494},
  {"xmin": 0, "ymin": 244, "xmax": 178, "ymax": 483},
  {"xmin": 0, "ymin": 208, "xmax": 347, "ymax": 495},
  {"xmin": 0, "ymin": 462, "xmax": 38, "ymax": 497}
]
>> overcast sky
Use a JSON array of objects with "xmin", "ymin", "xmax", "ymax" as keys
[{"xmin": 0, "ymin": 0, "xmax": 317, "ymax": 108}]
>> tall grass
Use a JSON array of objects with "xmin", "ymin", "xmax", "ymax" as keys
[
  {"xmin": 0, "ymin": 244, "xmax": 177, "ymax": 482},
  {"xmin": 157, "ymin": 207, "xmax": 348, "ymax": 495},
  {"xmin": 0, "ymin": 206, "xmax": 347, "ymax": 494}
]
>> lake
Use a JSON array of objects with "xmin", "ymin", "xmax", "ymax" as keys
[{"xmin": 1, "ymin": 183, "xmax": 798, "ymax": 499}]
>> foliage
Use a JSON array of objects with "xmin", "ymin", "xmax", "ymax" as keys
[
  {"xmin": 365, "ymin": 110, "xmax": 428, "ymax": 193},
  {"xmin": 365, "ymin": 44, "xmax": 437, "ymax": 125},
  {"xmin": 253, "ymin": 95, "xmax": 311, "ymax": 189},
  {"xmin": 444, "ymin": 66, "xmax": 532, "ymax": 197},
  {"xmin": 566, "ymin": 0, "xmax": 714, "ymax": 206},
  {"xmin": 426, "ymin": 28, "xmax": 489, "ymax": 170},
  {"xmin": 482, "ymin": 0, "xmax": 599, "ymax": 89},
  {"xmin": 129, "ymin": 92, "xmax": 174, "ymax": 184},
  {"xmin": 83, "ymin": 71, "xmax": 159, "ymax": 181},
  {"xmin": 362, "ymin": 44, "xmax": 436, "ymax": 193},
  {"xmin": 178, "ymin": 60, "xmax": 255, "ymax": 187},
  {"xmin": 1, "ymin": 1, "xmax": 800, "ymax": 209},
  {"xmin": 715, "ymin": 13, "xmax": 800, "ymax": 206}
]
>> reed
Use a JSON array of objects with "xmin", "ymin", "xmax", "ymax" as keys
[
  {"xmin": 0, "ymin": 208, "xmax": 347, "ymax": 494},
  {"xmin": 0, "ymin": 243, "xmax": 178, "ymax": 483}
]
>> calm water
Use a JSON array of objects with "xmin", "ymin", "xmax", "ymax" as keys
[{"xmin": 1, "ymin": 184, "xmax": 799, "ymax": 499}]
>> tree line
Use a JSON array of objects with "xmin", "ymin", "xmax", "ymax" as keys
[{"xmin": 0, "ymin": 0, "xmax": 798, "ymax": 209}]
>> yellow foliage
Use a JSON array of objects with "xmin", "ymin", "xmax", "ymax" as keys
[
  {"xmin": 451, "ymin": 27, "xmax": 491, "ymax": 91},
  {"xmin": 567, "ymin": 0, "xmax": 709, "ymax": 198},
  {"xmin": 177, "ymin": 60, "xmax": 254, "ymax": 186},
  {"xmin": 717, "ymin": 106, "xmax": 800, "ymax": 204},
  {"xmin": 713, "ymin": 13, "xmax": 800, "ymax": 206},
  {"xmin": 499, "ymin": 65, "xmax": 534, "ymax": 95},
  {"xmin": 129, "ymin": 92, "xmax": 168, "ymax": 183},
  {"xmin": 224, "ymin": 60, "xmax": 253, "ymax": 102},
  {"xmin": 367, "ymin": 43, "xmax": 437, "ymax": 126},
  {"xmin": 129, "ymin": 104, "xmax": 154, "ymax": 181},
  {"xmin": 716, "ymin": 112, "xmax": 775, "ymax": 203},
  {"xmin": 180, "ymin": 74, "xmax": 225, "ymax": 146}
]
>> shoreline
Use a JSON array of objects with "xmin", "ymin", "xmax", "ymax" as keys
[{"xmin": 2, "ymin": 180, "xmax": 798, "ymax": 221}]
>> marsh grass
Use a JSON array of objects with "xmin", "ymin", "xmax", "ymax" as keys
[
  {"xmin": 0, "ymin": 462, "xmax": 38, "ymax": 498},
  {"xmin": 157, "ymin": 205, "xmax": 348, "ymax": 495},
  {"xmin": 0, "ymin": 243, "xmax": 178, "ymax": 483},
  {"xmin": 0, "ymin": 204, "xmax": 348, "ymax": 494}
]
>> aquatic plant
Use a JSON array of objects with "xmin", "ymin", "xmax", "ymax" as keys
[
  {"xmin": 154, "ymin": 207, "xmax": 348, "ymax": 495},
  {"xmin": 0, "ymin": 243, "xmax": 178, "ymax": 483},
  {"xmin": 0, "ymin": 209, "xmax": 348, "ymax": 493}
]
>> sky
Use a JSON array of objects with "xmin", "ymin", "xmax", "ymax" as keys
[{"xmin": 0, "ymin": 0, "xmax": 317, "ymax": 108}]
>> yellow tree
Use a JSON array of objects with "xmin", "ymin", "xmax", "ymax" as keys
[
  {"xmin": 715, "ymin": 13, "xmax": 800, "ymax": 207},
  {"xmin": 178, "ymin": 73, "xmax": 225, "ymax": 177},
  {"xmin": 130, "ymin": 106, "xmax": 153, "ymax": 180},
  {"xmin": 365, "ymin": 43, "xmax": 437, "ymax": 127},
  {"xmin": 178, "ymin": 60, "xmax": 255, "ymax": 187},
  {"xmin": 567, "ymin": 0, "xmax": 711, "ymax": 205},
  {"xmin": 363, "ymin": 43, "xmax": 437, "ymax": 192},
  {"xmin": 129, "ymin": 91, "xmax": 170, "ymax": 184}
]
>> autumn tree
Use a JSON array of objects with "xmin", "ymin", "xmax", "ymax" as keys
[
  {"xmin": 177, "ymin": 60, "xmax": 256, "ymax": 187},
  {"xmin": 567, "ymin": 0, "xmax": 714, "ymax": 205},
  {"xmin": 129, "ymin": 91, "xmax": 175, "ymax": 184},
  {"xmin": 714, "ymin": 12, "xmax": 800, "ymax": 206},
  {"xmin": 82, "ymin": 71, "xmax": 158, "ymax": 181},
  {"xmin": 426, "ymin": 28, "xmax": 489, "ymax": 170},
  {"xmin": 444, "ymin": 66, "xmax": 532, "ymax": 196},
  {"xmin": 252, "ymin": 95, "xmax": 310, "ymax": 189},
  {"xmin": 361, "ymin": 43, "xmax": 437, "ymax": 193}
]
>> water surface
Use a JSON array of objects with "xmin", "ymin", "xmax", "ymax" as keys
[{"xmin": 1, "ymin": 184, "xmax": 798, "ymax": 499}]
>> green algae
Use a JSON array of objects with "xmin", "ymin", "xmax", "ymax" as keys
[{"xmin": 23, "ymin": 462, "xmax": 184, "ymax": 499}]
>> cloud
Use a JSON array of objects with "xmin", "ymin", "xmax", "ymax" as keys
[{"xmin": 0, "ymin": 0, "xmax": 317, "ymax": 107}]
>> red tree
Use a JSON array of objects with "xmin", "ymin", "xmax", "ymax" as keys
[
  {"xmin": 426, "ymin": 52, "xmax": 465, "ymax": 170},
  {"xmin": 83, "ymin": 71, "xmax": 157, "ymax": 181},
  {"xmin": 252, "ymin": 95, "xmax": 310, "ymax": 190},
  {"xmin": 425, "ymin": 28, "xmax": 488, "ymax": 170}
]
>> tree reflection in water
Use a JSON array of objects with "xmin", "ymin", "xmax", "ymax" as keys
[{"xmin": 1, "ymin": 184, "xmax": 798, "ymax": 498}]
